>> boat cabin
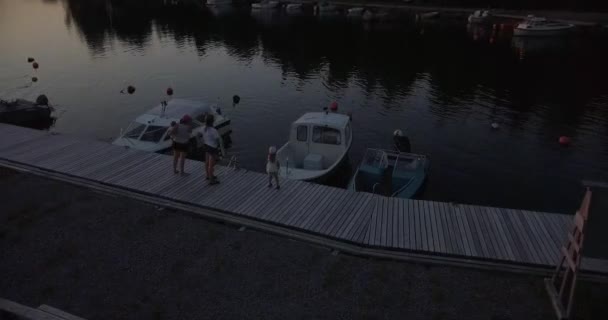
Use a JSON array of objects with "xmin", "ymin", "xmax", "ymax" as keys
[{"xmin": 277, "ymin": 112, "xmax": 351, "ymax": 174}]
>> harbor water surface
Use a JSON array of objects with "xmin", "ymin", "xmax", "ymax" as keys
[{"xmin": 1, "ymin": 0, "xmax": 608, "ymax": 213}]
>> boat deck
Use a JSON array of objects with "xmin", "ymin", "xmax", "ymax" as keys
[{"xmin": 0, "ymin": 123, "xmax": 606, "ymax": 275}]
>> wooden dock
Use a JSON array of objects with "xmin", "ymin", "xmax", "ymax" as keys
[{"xmin": 0, "ymin": 123, "xmax": 606, "ymax": 275}]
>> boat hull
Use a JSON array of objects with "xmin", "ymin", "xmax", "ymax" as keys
[{"xmin": 514, "ymin": 26, "xmax": 574, "ymax": 36}]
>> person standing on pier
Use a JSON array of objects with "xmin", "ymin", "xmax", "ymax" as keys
[
  {"xmin": 169, "ymin": 115, "xmax": 193, "ymax": 175},
  {"xmin": 203, "ymin": 114, "xmax": 220, "ymax": 185},
  {"xmin": 267, "ymin": 146, "xmax": 280, "ymax": 190}
]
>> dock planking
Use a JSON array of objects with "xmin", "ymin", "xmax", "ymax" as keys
[{"xmin": 0, "ymin": 124, "xmax": 606, "ymax": 274}]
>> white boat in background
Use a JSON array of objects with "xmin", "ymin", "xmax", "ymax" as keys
[
  {"xmin": 252, "ymin": 0, "xmax": 279, "ymax": 10},
  {"xmin": 206, "ymin": 0, "xmax": 232, "ymax": 6},
  {"xmin": 285, "ymin": 3, "xmax": 303, "ymax": 13},
  {"xmin": 347, "ymin": 7, "xmax": 365, "ymax": 17},
  {"xmin": 417, "ymin": 11, "xmax": 439, "ymax": 21},
  {"xmin": 514, "ymin": 16, "xmax": 575, "ymax": 36},
  {"xmin": 113, "ymin": 99, "xmax": 231, "ymax": 154},
  {"xmin": 277, "ymin": 111, "xmax": 352, "ymax": 181},
  {"xmin": 468, "ymin": 10, "xmax": 491, "ymax": 24}
]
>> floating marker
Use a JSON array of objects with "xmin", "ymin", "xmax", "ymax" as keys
[
  {"xmin": 166, "ymin": 87, "xmax": 174, "ymax": 96},
  {"xmin": 127, "ymin": 85, "xmax": 136, "ymax": 94},
  {"xmin": 27, "ymin": 57, "xmax": 35, "ymax": 63},
  {"xmin": 32, "ymin": 62, "xmax": 39, "ymax": 69},
  {"xmin": 559, "ymin": 136, "xmax": 571, "ymax": 146}
]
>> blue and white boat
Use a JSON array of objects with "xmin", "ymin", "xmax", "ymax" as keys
[{"xmin": 348, "ymin": 148, "xmax": 429, "ymax": 198}]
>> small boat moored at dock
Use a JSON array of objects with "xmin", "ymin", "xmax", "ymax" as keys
[
  {"xmin": 112, "ymin": 98, "xmax": 231, "ymax": 154},
  {"xmin": 349, "ymin": 148, "xmax": 429, "ymax": 198},
  {"xmin": 0, "ymin": 95, "xmax": 53, "ymax": 127},
  {"xmin": 277, "ymin": 111, "xmax": 352, "ymax": 181},
  {"xmin": 514, "ymin": 16, "xmax": 575, "ymax": 36}
]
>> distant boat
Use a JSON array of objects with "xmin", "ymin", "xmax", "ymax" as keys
[
  {"xmin": 0, "ymin": 95, "xmax": 53, "ymax": 127},
  {"xmin": 277, "ymin": 111, "xmax": 352, "ymax": 181},
  {"xmin": 348, "ymin": 149, "xmax": 429, "ymax": 199},
  {"xmin": 315, "ymin": 2, "xmax": 337, "ymax": 14},
  {"xmin": 112, "ymin": 98, "xmax": 231, "ymax": 154},
  {"xmin": 285, "ymin": 3, "xmax": 303, "ymax": 13},
  {"xmin": 417, "ymin": 11, "xmax": 440, "ymax": 20},
  {"xmin": 347, "ymin": 7, "xmax": 365, "ymax": 17},
  {"xmin": 468, "ymin": 10, "xmax": 491, "ymax": 24},
  {"xmin": 252, "ymin": 0, "xmax": 279, "ymax": 10},
  {"xmin": 514, "ymin": 16, "xmax": 575, "ymax": 36},
  {"xmin": 206, "ymin": 0, "xmax": 232, "ymax": 6}
]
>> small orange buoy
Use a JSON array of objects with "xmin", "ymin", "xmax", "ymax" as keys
[
  {"xmin": 32, "ymin": 62, "xmax": 39, "ymax": 69},
  {"xmin": 32, "ymin": 77, "xmax": 38, "ymax": 82},
  {"xmin": 558, "ymin": 136, "xmax": 571, "ymax": 146},
  {"xmin": 329, "ymin": 101, "xmax": 338, "ymax": 112},
  {"xmin": 27, "ymin": 57, "xmax": 35, "ymax": 63},
  {"xmin": 127, "ymin": 85, "xmax": 136, "ymax": 94},
  {"xmin": 166, "ymin": 87, "xmax": 174, "ymax": 96}
]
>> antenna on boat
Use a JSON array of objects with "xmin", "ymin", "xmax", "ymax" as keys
[{"xmin": 161, "ymin": 100, "xmax": 167, "ymax": 117}]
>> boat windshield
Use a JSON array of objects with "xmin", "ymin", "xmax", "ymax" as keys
[
  {"xmin": 124, "ymin": 123, "xmax": 146, "ymax": 139},
  {"xmin": 395, "ymin": 157, "xmax": 420, "ymax": 172},
  {"xmin": 362, "ymin": 149, "xmax": 388, "ymax": 169},
  {"xmin": 140, "ymin": 125, "xmax": 169, "ymax": 143},
  {"xmin": 312, "ymin": 126, "xmax": 341, "ymax": 145}
]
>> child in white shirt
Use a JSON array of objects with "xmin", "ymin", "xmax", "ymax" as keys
[{"xmin": 267, "ymin": 146, "xmax": 280, "ymax": 190}]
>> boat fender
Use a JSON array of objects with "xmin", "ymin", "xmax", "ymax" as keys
[
  {"xmin": 330, "ymin": 101, "xmax": 338, "ymax": 112},
  {"xmin": 35, "ymin": 94, "xmax": 49, "ymax": 106}
]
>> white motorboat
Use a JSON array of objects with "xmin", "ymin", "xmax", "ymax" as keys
[
  {"xmin": 277, "ymin": 111, "xmax": 352, "ymax": 181},
  {"xmin": 252, "ymin": 0, "xmax": 279, "ymax": 10},
  {"xmin": 468, "ymin": 10, "xmax": 490, "ymax": 24},
  {"xmin": 112, "ymin": 98, "xmax": 231, "ymax": 154},
  {"xmin": 514, "ymin": 16, "xmax": 575, "ymax": 36}
]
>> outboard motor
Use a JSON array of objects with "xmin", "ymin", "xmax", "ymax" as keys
[
  {"xmin": 35, "ymin": 94, "xmax": 49, "ymax": 106},
  {"xmin": 393, "ymin": 129, "xmax": 411, "ymax": 153}
]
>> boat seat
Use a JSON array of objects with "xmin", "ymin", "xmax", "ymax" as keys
[{"xmin": 303, "ymin": 153, "xmax": 324, "ymax": 170}]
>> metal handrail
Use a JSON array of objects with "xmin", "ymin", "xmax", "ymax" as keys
[{"xmin": 372, "ymin": 182, "xmax": 381, "ymax": 195}]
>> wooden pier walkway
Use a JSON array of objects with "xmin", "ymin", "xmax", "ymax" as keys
[{"xmin": 0, "ymin": 124, "xmax": 606, "ymax": 275}]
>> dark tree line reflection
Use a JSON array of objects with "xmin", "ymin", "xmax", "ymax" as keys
[{"xmin": 61, "ymin": 0, "xmax": 608, "ymax": 131}]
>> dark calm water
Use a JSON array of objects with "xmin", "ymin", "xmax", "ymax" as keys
[{"xmin": 2, "ymin": 0, "xmax": 608, "ymax": 213}]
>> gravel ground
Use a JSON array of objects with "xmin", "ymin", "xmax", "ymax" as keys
[{"xmin": 0, "ymin": 168, "xmax": 606, "ymax": 320}]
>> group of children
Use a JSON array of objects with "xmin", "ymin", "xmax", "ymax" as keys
[{"xmin": 168, "ymin": 113, "xmax": 281, "ymax": 189}]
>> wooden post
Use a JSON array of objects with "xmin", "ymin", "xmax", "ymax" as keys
[{"xmin": 544, "ymin": 188, "xmax": 591, "ymax": 320}]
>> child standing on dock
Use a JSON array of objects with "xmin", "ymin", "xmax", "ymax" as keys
[
  {"xmin": 169, "ymin": 115, "xmax": 192, "ymax": 175},
  {"xmin": 267, "ymin": 146, "xmax": 280, "ymax": 190}
]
